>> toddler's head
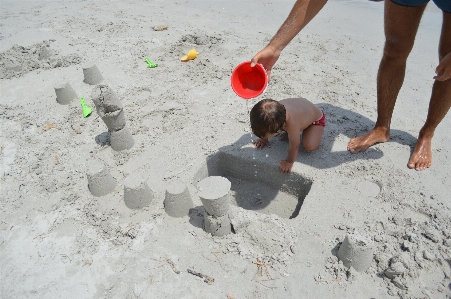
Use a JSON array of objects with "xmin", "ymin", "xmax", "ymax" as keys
[{"xmin": 250, "ymin": 99, "xmax": 286, "ymax": 138}]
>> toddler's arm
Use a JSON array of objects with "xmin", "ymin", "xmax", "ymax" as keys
[{"xmin": 279, "ymin": 128, "xmax": 301, "ymax": 173}]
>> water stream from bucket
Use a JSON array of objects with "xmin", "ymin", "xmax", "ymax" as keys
[{"xmin": 246, "ymin": 100, "xmax": 262, "ymax": 205}]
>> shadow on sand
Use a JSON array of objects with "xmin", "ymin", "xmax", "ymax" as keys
[
  {"xmin": 192, "ymin": 103, "xmax": 416, "ymax": 218},
  {"xmin": 230, "ymin": 103, "xmax": 417, "ymax": 170}
]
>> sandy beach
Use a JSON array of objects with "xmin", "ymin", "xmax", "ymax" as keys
[{"xmin": 1, "ymin": 0, "xmax": 450, "ymax": 298}]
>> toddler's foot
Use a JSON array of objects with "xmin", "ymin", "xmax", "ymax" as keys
[
  {"xmin": 408, "ymin": 135, "xmax": 432, "ymax": 171},
  {"xmin": 347, "ymin": 127, "xmax": 390, "ymax": 153}
]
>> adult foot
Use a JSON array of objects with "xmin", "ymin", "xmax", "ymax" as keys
[
  {"xmin": 347, "ymin": 127, "xmax": 390, "ymax": 153},
  {"xmin": 408, "ymin": 135, "xmax": 432, "ymax": 171}
]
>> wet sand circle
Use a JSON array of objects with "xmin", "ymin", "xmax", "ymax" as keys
[{"xmin": 357, "ymin": 180, "xmax": 381, "ymax": 197}]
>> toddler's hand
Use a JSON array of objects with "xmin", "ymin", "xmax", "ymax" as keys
[
  {"xmin": 278, "ymin": 160, "xmax": 293, "ymax": 173},
  {"xmin": 254, "ymin": 138, "xmax": 270, "ymax": 149}
]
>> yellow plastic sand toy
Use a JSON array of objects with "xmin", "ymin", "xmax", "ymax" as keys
[{"xmin": 181, "ymin": 48, "xmax": 198, "ymax": 62}]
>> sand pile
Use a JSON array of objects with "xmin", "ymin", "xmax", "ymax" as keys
[{"xmin": 0, "ymin": 40, "xmax": 81, "ymax": 79}]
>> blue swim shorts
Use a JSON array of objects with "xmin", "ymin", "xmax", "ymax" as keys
[{"xmin": 391, "ymin": 0, "xmax": 451, "ymax": 13}]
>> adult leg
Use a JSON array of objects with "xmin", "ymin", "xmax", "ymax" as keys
[
  {"xmin": 301, "ymin": 125, "xmax": 324, "ymax": 152},
  {"xmin": 408, "ymin": 11, "xmax": 451, "ymax": 170},
  {"xmin": 347, "ymin": 0, "xmax": 426, "ymax": 153}
]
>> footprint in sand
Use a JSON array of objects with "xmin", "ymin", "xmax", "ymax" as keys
[{"xmin": 357, "ymin": 180, "xmax": 381, "ymax": 197}]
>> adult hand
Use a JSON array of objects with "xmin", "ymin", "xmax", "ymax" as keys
[
  {"xmin": 250, "ymin": 45, "xmax": 281, "ymax": 81},
  {"xmin": 254, "ymin": 138, "xmax": 270, "ymax": 149},
  {"xmin": 278, "ymin": 160, "xmax": 293, "ymax": 173},
  {"xmin": 434, "ymin": 52, "xmax": 451, "ymax": 81}
]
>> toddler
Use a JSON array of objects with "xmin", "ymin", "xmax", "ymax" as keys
[{"xmin": 250, "ymin": 98, "xmax": 326, "ymax": 173}]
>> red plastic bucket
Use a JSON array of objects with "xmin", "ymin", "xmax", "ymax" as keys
[{"xmin": 231, "ymin": 61, "xmax": 268, "ymax": 100}]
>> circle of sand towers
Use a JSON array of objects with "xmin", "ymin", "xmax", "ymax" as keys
[
  {"xmin": 54, "ymin": 82, "xmax": 77, "ymax": 105},
  {"xmin": 86, "ymin": 161, "xmax": 116, "ymax": 196},
  {"xmin": 164, "ymin": 181, "xmax": 194, "ymax": 217},
  {"xmin": 197, "ymin": 176, "xmax": 232, "ymax": 236},
  {"xmin": 91, "ymin": 84, "xmax": 134, "ymax": 151},
  {"xmin": 124, "ymin": 176, "xmax": 153, "ymax": 209},
  {"xmin": 337, "ymin": 234, "xmax": 375, "ymax": 272},
  {"xmin": 82, "ymin": 62, "xmax": 104, "ymax": 85}
]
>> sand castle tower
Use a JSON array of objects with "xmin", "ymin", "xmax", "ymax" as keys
[
  {"xmin": 123, "ymin": 175, "xmax": 153, "ymax": 209},
  {"xmin": 54, "ymin": 82, "xmax": 77, "ymax": 105},
  {"xmin": 337, "ymin": 234, "xmax": 375, "ymax": 272},
  {"xmin": 82, "ymin": 62, "xmax": 104, "ymax": 85},
  {"xmin": 91, "ymin": 84, "xmax": 134, "ymax": 151},
  {"xmin": 164, "ymin": 181, "xmax": 194, "ymax": 218},
  {"xmin": 86, "ymin": 161, "xmax": 116, "ymax": 196},
  {"xmin": 197, "ymin": 176, "xmax": 232, "ymax": 237}
]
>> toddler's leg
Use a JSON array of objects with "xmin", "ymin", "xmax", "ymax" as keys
[{"xmin": 301, "ymin": 125, "xmax": 324, "ymax": 152}]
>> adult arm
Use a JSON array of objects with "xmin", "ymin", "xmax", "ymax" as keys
[{"xmin": 251, "ymin": 0, "xmax": 328, "ymax": 79}]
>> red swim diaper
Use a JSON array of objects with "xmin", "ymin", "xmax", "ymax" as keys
[{"xmin": 312, "ymin": 111, "xmax": 326, "ymax": 127}]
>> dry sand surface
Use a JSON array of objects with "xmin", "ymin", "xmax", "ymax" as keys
[{"xmin": 1, "ymin": 0, "xmax": 450, "ymax": 298}]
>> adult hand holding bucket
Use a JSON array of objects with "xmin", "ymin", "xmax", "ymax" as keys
[
  {"xmin": 231, "ymin": 61, "xmax": 269, "ymax": 100},
  {"xmin": 250, "ymin": 45, "xmax": 281, "ymax": 81}
]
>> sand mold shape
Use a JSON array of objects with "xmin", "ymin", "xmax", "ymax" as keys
[
  {"xmin": 82, "ymin": 62, "xmax": 104, "ymax": 85},
  {"xmin": 91, "ymin": 84, "xmax": 134, "ymax": 151},
  {"xmin": 124, "ymin": 178, "xmax": 153, "ymax": 209},
  {"xmin": 164, "ymin": 182, "xmax": 193, "ymax": 217},
  {"xmin": 86, "ymin": 161, "xmax": 116, "ymax": 197},
  {"xmin": 197, "ymin": 176, "xmax": 231, "ymax": 217},
  {"xmin": 203, "ymin": 210, "xmax": 231, "ymax": 237},
  {"xmin": 54, "ymin": 82, "xmax": 78, "ymax": 105},
  {"xmin": 337, "ymin": 234, "xmax": 374, "ymax": 272},
  {"xmin": 91, "ymin": 85, "xmax": 124, "ymax": 115},
  {"xmin": 92, "ymin": 84, "xmax": 127, "ymax": 130}
]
